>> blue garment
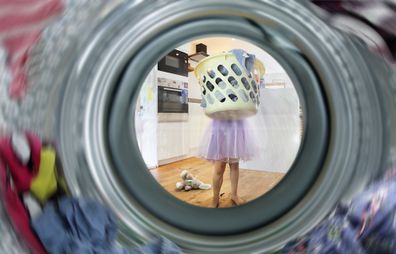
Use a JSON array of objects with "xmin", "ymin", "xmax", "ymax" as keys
[
  {"xmin": 32, "ymin": 197, "xmax": 182, "ymax": 254},
  {"xmin": 229, "ymin": 49, "xmax": 256, "ymax": 73},
  {"xmin": 348, "ymin": 175, "xmax": 396, "ymax": 253},
  {"xmin": 281, "ymin": 168, "xmax": 396, "ymax": 254},
  {"xmin": 281, "ymin": 207, "xmax": 365, "ymax": 254}
]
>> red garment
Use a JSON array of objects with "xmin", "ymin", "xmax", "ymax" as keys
[
  {"xmin": 0, "ymin": 0, "xmax": 64, "ymax": 99},
  {"xmin": 0, "ymin": 132, "xmax": 41, "ymax": 192},
  {"xmin": 0, "ymin": 133, "xmax": 47, "ymax": 254}
]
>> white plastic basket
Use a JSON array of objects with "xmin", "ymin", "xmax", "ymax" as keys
[{"xmin": 194, "ymin": 53, "xmax": 265, "ymax": 120}]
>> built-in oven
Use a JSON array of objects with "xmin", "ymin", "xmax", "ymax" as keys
[
  {"xmin": 158, "ymin": 49, "xmax": 189, "ymax": 77},
  {"xmin": 158, "ymin": 86, "xmax": 188, "ymax": 113},
  {"xmin": 157, "ymin": 77, "xmax": 189, "ymax": 122}
]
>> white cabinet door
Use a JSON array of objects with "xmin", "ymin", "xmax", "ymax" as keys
[
  {"xmin": 157, "ymin": 121, "xmax": 188, "ymax": 161},
  {"xmin": 188, "ymin": 103, "xmax": 210, "ymax": 154}
]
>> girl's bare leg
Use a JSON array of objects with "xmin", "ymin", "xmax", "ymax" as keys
[
  {"xmin": 230, "ymin": 161, "xmax": 245, "ymax": 205},
  {"xmin": 211, "ymin": 161, "xmax": 226, "ymax": 208}
]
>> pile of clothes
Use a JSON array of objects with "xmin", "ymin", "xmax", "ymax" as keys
[
  {"xmin": 281, "ymin": 166, "xmax": 396, "ymax": 254},
  {"xmin": 312, "ymin": 0, "xmax": 396, "ymax": 65},
  {"xmin": 0, "ymin": 131, "xmax": 182, "ymax": 254}
]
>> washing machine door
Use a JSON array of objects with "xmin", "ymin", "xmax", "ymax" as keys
[{"xmin": 2, "ymin": 0, "xmax": 396, "ymax": 253}]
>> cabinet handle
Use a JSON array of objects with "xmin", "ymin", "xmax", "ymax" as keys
[{"xmin": 163, "ymin": 87, "xmax": 182, "ymax": 92}]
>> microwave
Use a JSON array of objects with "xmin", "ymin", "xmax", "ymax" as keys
[{"xmin": 158, "ymin": 49, "xmax": 189, "ymax": 77}]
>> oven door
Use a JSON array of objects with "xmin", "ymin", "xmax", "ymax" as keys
[{"xmin": 158, "ymin": 86, "xmax": 188, "ymax": 113}]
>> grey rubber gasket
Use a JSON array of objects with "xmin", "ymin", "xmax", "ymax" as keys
[
  {"xmin": 108, "ymin": 17, "xmax": 328, "ymax": 235},
  {"xmin": 51, "ymin": 0, "xmax": 387, "ymax": 253}
]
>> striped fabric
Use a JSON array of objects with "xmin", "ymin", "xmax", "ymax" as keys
[{"xmin": 0, "ymin": 0, "xmax": 64, "ymax": 100}]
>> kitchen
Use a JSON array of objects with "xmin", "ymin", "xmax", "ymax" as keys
[{"xmin": 135, "ymin": 37, "xmax": 303, "ymax": 208}]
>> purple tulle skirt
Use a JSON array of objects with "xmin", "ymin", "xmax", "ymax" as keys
[{"xmin": 199, "ymin": 119, "xmax": 256, "ymax": 162}]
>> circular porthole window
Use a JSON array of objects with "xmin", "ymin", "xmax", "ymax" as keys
[
  {"xmin": 106, "ymin": 23, "xmax": 328, "ymax": 236},
  {"xmin": 135, "ymin": 37, "xmax": 304, "ymax": 209}
]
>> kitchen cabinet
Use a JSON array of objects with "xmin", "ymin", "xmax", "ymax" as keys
[
  {"xmin": 157, "ymin": 121, "xmax": 190, "ymax": 164},
  {"xmin": 188, "ymin": 103, "xmax": 210, "ymax": 154}
]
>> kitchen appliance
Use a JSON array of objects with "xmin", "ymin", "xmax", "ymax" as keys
[
  {"xmin": 157, "ymin": 77, "xmax": 189, "ymax": 121},
  {"xmin": 189, "ymin": 43, "xmax": 209, "ymax": 62},
  {"xmin": 158, "ymin": 49, "xmax": 188, "ymax": 77}
]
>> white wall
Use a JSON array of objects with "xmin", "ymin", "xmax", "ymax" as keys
[
  {"xmin": 135, "ymin": 68, "xmax": 158, "ymax": 168},
  {"xmin": 240, "ymin": 88, "xmax": 302, "ymax": 173},
  {"xmin": 264, "ymin": 72, "xmax": 294, "ymax": 88}
]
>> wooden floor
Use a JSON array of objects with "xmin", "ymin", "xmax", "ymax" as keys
[{"xmin": 150, "ymin": 157, "xmax": 285, "ymax": 208}]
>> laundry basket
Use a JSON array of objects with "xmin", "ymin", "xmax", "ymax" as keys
[{"xmin": 195, "ymin": 53, "xmax": 265, "ymax": 119}]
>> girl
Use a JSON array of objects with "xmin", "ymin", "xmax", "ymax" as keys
[
  {"xmin": 199, "ymin": 118, "xmax": 256, "ymax": 208},
  {"xmin": 195, "ymin": 49, "xmax": 261, "ymax": 208}
]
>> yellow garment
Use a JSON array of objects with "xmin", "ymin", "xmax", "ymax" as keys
[{"xmin": 30, "ymin": 148, "xmax": 58, "ymax": 203}]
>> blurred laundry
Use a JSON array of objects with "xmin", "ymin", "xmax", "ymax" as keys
[
  {"xmin": 230, "ymin": 49, "xmax": 256, "ymax": 73},
  {"xmin": 281, "ymin": 165, "xmax": 396, "ymax": 254},
  {"xmin": 312, "ymin": 0, "xmax": 396, "ymax": 63},
  {"xmin": 0, "ymin": 132, "xmax": 47, "ymax": 254},
  {"xmin": 0, "ymin": 132, "xmax": 41, "ymax": 192},
  {"xmin": 0, "ymin": 0, "xmax": 108, "ymax": 137},
  {"xmin": 0, "ymin": 0, "xmax": 64, "ymax": 99},
  {"xmin": 32, "ymin": 197, "xmax": 182, "ymax": 254},
  {"xmin": 30, "ymin": 147, "xmax": 61, "ymax": 203},
  {"xmin": 0, "ymin": 130, "xmax": 182, "ymax": 254},
  {"xmin": 0, "ymin": 43, "xmax": 29, "ymax": 254}
]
